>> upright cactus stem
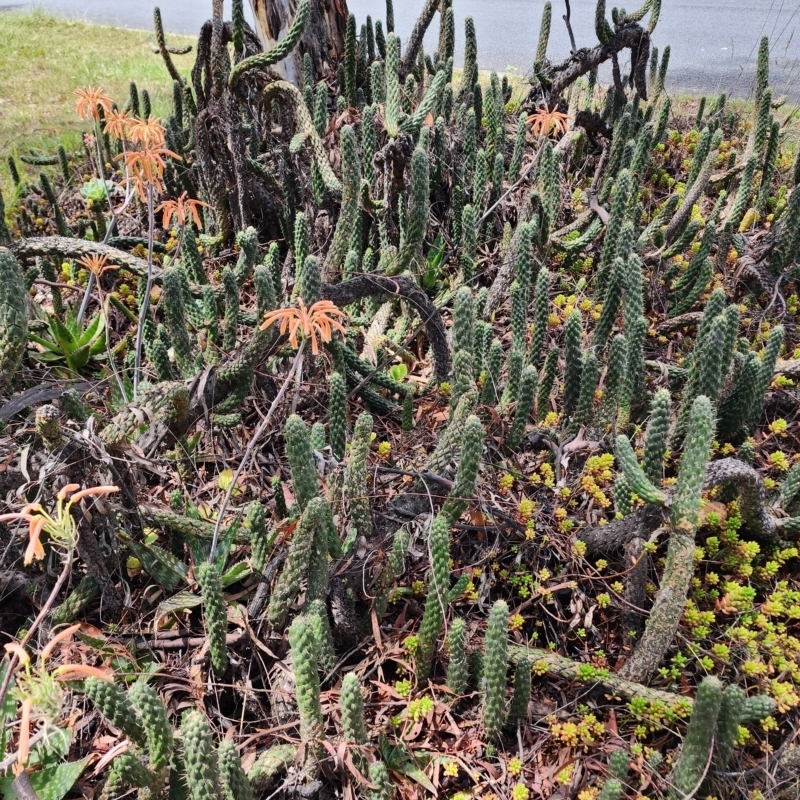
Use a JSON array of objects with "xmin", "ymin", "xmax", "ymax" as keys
[
  {"xmin": 446, "ymin": 617, "xmax": 469, "ymax": 697},
  {"xmin": 642, "ymin": 388, "xmax": 671, "ymax": 485},
  {"xmin": 329, "ymin": 371, "xmax": 347, "ymax": 461},
  {"xmin": 0, "ymin": 249, "xmax": 27, "ymax": 382},
  {"xmin": 196, "ymin": 561, "xmax": 228, "ymax": 674},
  {"xmin": 345, "ymin": 412, "xmax": 374, "ymax": 538},
  {"xmin": 340, "ymin": 673, "xmax": 368, "ymax": 744},
  {"xmin": 482, "ymin": 600, "xmax": 509, "ymax": 741},
  {"xmin": 285, "ymin": 414, "xmax": 319, "ymax": 512},
  {"xmin": 181, "ymin": 711, "xmax": 223, "ymax": 800}
]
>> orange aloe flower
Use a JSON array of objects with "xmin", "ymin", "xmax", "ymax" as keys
[
  {"xmin": 118, "ymin": 144, "xmax": 181, "ymax": 200},
  {"xmin": 126, "ymin": 115, "xmax": 167, "ymax": 147},
  {"xmin": 527, "ymin": 106, "xmax": 570, "ymax": 137},
  {"xmin": 156, "ymin": 191, "xmax": 210, "ymax": 230},
  {"xmin": 260, "ymin": 299, "xmax": 347, "ymax": 355},
  {"xmin": 75, "ymin": 87, "xmax": 113, "ymax": 121},
  {"xmin": 0, "ymin": 483, "xmax": 119, "ymax": 565},
  {"xmin": 103, "ymin": 108, "xmax": 132, "ymax": 140},
  {"xmin": 77, "ymin": 253, "xmax": 117, "ymax": 278}
]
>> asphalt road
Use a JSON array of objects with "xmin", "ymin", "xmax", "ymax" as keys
[{"xmin": 4, "ymin": 0, "xmax": 799, "ymax": 99}]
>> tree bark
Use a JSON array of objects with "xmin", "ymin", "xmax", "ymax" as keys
[{"xmin": 248, "ymin": 0, "xmax": 348, "ymax": 85}]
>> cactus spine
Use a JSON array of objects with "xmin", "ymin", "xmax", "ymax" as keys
[{"xmin": 482, "ymin": 600, "xmax": 509, "ymax": 740}]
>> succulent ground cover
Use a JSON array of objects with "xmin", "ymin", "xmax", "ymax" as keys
[{"xmin": 1, "ymin": 0, "xmax": 800, "ymax": 798}]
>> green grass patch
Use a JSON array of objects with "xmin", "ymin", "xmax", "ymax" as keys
[{"xmin": 0, "ymin": 8, "xmax": 194, "ymax": 198}]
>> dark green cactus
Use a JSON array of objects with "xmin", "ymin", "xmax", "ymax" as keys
[
  {"xmin": 451, "ymin": 349, "xmax": 476, "ymax": 415},
  {"xmin": 326, "ymin": 125, "xmax": 361, "ymax": 275},
  {"xmin": 442, "ymin": 415, "xmax": 483, "ymax": 523},
  {"xmin": 369, "ymin": 760, "xmax": 394, "ymax": 800},
  {"xmin": 306, "ymin": 598, "xmax": 337, "ymax": 672},
  {"xmin": 537, "ymin": 347, "xmax": 559, "ymax": 421},
  {"xmin": 162, "ymin": 267, "xmax": 195, "ymax": 378},
  {"xmin": 535, "ymin": 2, "xmax": 552, "ymax": 65},
  {"xmin": 507, "ymin": 365, "xmax": 538, "ymax": 449},
  {"xmin": 746, "ymin": 324, "xmax": 783, "ymax": 433},
  {"xmin": 86, "ymin": 678, "xmax": 146, "ymax": 747},
  {"xmin": 597, "ymin": 170, "xmax": 633, "ymax": 291},
  {"xmin": 507, "ymin": 657, "xmax": 531, "ymax": 727},
  {"xmin": 245, "ymin": 501, "xmax": 270, "ymax": 575},
  {"xmin": 254, "ymin": 264, "xmax": 276, "ymax": 320},
  {"xmin": 563, "ymin": 310, "xmax": 584, "ymax": 417},
  {"xmin": 615, "ymin": 435, "xmax": 668, "ymax": 505},
  {"xmin": 222, "ymin": 266, "xmax": 239, "ymax": 350},
  {"xmin": 0, "ymin": 249, "xmax": 28, "ymax": 383},
  {"xmin": 453, "ymin": 286, "xmax": 476, "ymax": 357},
  {"xmin": 573, "ymin": 352, "xmax": 599, "ymax": 430},
  {"xmin": 600, "ymin": 334, "xmax": 628, "ymax": 420},
  {"xmin": 642, "ymin": 388, "xmax": 671, "ymax": 485},
  {"xmin": 481, "ymin": 340, "xmax": 503, "ymax": 406},
  {"xmin": 285, "ymin": 414, "xmax": 319, "ymax": 512},
  {"xmin": 592, "ymin": 256, "xmax": 624, "ymax": 347},
  {"xmin": 196, "ymin": 561, "xmax": 228, "ymax": 674},
  {"xmin": 340, "ymin": 672, "xmax": 368, "ymax": 744},
  {"xmin": 128, "ymin": 681, "xmax": 173, "ymax": 771},
  {"xmin": 668, "ymin": 677, "xmax": 723, "ymax": 800},
  {"xmin": 289, "ymin": 615, "xmax": 324, "ymax": 749},
  {"xmin": 446, "ymin": 617, "xmax": 469, "ymax": 697},
  {"xmin": 507, "ymin": 113, "xmax": 527, "ymax": 182},
  {"xmin": 482, "ymin": 599, "xmax": 509, "ymax": 740},
  {"xmin": 181, "ymin": 710, "xmax": 222, "ymax": 800},
  {"xmin": 385, "ymin": 33, "xmax": 401, "ymax": 138},
  {"xmin": 297, "ymin": 255, "xmax": 322, "ymax": 306},
  {"xmin": 52, "ymin": 573, "xmax": 99, "ymax": 624},
  {"xmin": 614, "ymin": 473, "xmax": 633, "ymax": 516},
  {"xmin": 345, "ymin": 411, "xmax": 373, "ymax": 538},
  {"xmin": 329, "ymin": 371, "xmax": 347, "ymax": 461},
  {"xmin": 218, "ymin": 739, "xmax": 253, "ymax": 800},
  {"xmin": 392, "ymin": 147, "xmax": 429, "ymax": 275}
]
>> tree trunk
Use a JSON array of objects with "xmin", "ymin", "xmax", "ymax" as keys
[{"xmin": 248, "ymin": 0, "xmax": 348, "ymax": 85}]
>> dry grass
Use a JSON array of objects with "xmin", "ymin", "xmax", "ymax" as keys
[{"xmin": 0, "ymin": 8, "xmax": 195, "ymax": 197}]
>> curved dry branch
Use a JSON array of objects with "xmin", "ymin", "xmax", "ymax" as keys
[
  {"xmin": 323, "ymin": 274, "xmax": 451, "ymax": 382},
  {"xmin": 400, "ymin": 0, "xmax": 440, "ymax": 79}
]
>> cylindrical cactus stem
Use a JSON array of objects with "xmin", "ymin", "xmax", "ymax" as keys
[
  {"xmin": 714, "ymin": 685, "xmax": 745, "ymax": 771},
  {"xmin": 446, "ymin": 617, "xmax": 469, "ymax": 697},
  {"xmin": 614, "ymin": 435, "xmax": 668, "ymax": 505},
  {"xmin": 39, "ymin": 173, "xmax": 70, "ymax": 237},
  {"xmin": 592, "ymin": 257, "xmax": 624, "ymax": 347},
  {"xmin": 402, "ymin": 391, "xmax": 414, "ymax": 431},
  {"xmin": 85, "ymin": 678, "xmax": 146, "ymax": 747},
  {"xmin": 416, "ymin": 513, "xmax": 452, "ymax": 679},
  {"xmin": 481, "ymin": 340, "xmax": 504, "ymax": 406},
  {"xmin": 254, "ymin": 265, "xmax": 276, "ymax": 320},
  {"xmin": 288, "ymin": 615, "xmax": 324, "ymax": 757},
  {"xmin": 306, "ymin": 599, "xmax": 337, "ymax": 672},
  {"xmin": 267, "ymin": 497, "xmax": 329, "ymax": 628},
  {"xmin": 537, "ymin": 346, "xmax": 559, "ymax": 421},
  {"xmin": 507, "ymin": 366, "xmax": 538, "ymax": 450},
  {"xmin": 329, "ymin": 371, "xmax": 347, "ymax": 461},
  {"xmin": 614, "ymin": 473, "xmax": 633, "ymax": 516},
  {"xmin": 0, "ymin": 249, "xmax": 28, "ymax": 383},
  {"xmin": 502, "ymin": 345, "xmax": 525, "ymax": 407},
  {"xmin": 573, "ymin": 352, "xmax": 599, "ymax": 430},
  {"xmin": 507, "ymin": 658, "xmax": 531, "ymax": 727},
  {"xmin": 385, "ymin": 33, "xmax": 401, "ymax": 138},
  {"xmin": 450, "ymin": 349, "xmax": 475, "ymax": 415},
  {"xmin": 285, "ymin": 414, "xmax": 319, "ymax": 511},
  {"xmin": 162, "ymin": 267, "xmax": 195, "ymax": 378},
  {"xmin": 51, "ymin": 573, "xmax": 99, "ymax": 624},
  {"xmin": 297, "ymin": 255, "xmax": 322, "ymax": 306},
  {"xmin": 128, "ymin": 681, "xmax": 173, "ymax": 771},
  {"xmin": 746, "ymin": 324, "xmax": 784, "ymax": 434},
  {"xmin": 563, "ymin": 310, "xmax": 584, "ymax": 418},
  {"xmin": 535, "ymin": 1, "xmax": 552, "ymax": 65},
  {"xmin": 344, "ymin": 13, "xmax": 357, "ymax": 106},
  {"xmin": 369, "ymin": 760, "xmax": 394, "ymax": 800},
  {"xmin": 181, "ymin": 710, "xmax": 223, "ymax": 800},
  {"xmin": 340, "ymin": 673, "xmax": 368, "ymax": 744},
  {"xmin": 442, "ymin": 415, "xmax": 483, "ymax": 523},
  {"xmin": 345, "ymin": 412, "xmax": 373, "ymax": 538},
  {"xmin": 218, "ymin": 739, "xmax": 253, "ymax": 800},
  {"xmin": 596, "ymin": 170, "xmax": 633, "ymax": 292},
  {"xmin": 196, "ymin": 562, "xmax": 229, "ymax": 674},
  {"xmin": 294, "ymin": 211, "xmax": 310, "ymax": 283},
  {"xmin": 600, "ymin": 334, "xmax": 627, "ymax": 420},
  {"xmin": 453, "ymin": 286, "xmax": 475, "ymax": 357},
  {"xmin": 325, "ymin": 125, "xmax": 361, "ymax": 276},
  {"xmin": 108, "ymin": 751, "xmax": 156, "ymax": 789},
  {"xmin": 507, "ymin": 113, "xmax": 527, "ymax": 182},
  {"xmin": 509, "ymin": 280, "xmax": 527, "ymax": 356},
  {"xmin": 528, "ymin": 268, "xmax": 549, "ymax": 369},
  {"xmin": 245, "ymin": 501, "xmax": 270, "ymax": 575},
  {"xmin": 392, "ymin": 147, "xmax": 430, "ymax": 275},
  {"xmin": 482, "ymin": 600, "xmax": 509, "ymax": 741},
  {"xmin": 642, "ymin": 388, "xmax": 671, "ymax": 485},
  {"xmin": 667, "ymin": 677, "xmax": 723, "ymax": 800},
  {"xmin": 222, "ymin": 266, "xmax": 239, "ymax": 350}
]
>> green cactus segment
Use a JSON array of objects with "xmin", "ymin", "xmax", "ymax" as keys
[
  {"xmin": 564, "ymin": 310, "xmax": 584, "ymax": 417},
  {"xmin": 481, "ymin": 340, "xmax": 503, "ymax": 406},
  {"xmin": 288, "ymin": 615, "xmax": 324, "ymax": 746},
  {"xmin": 229, "ymin": 0, "xmax": 310, "ymax": 86},
  {"xmin": 714, "ymin": 685, "xmax": 744, "ymax": 771},
  {"xmin": 181, "ymin": 711, "xmax": 223, "ymax": 800},
  {"xmin": 740, "ymin": 694, "xmax": 777, "ymax": 722},
  {"xmin": 391, "ymin": 147, "xmax": 430, "ymax": 275},
  {"xmin": 615, "ymin": 436, "xmax": 668, "ymax": 505},
  {"xmin": 340, "ymin": 673, "xmax": 368, "ymax": 744},
  {"xmin": 222, "ymin": 266, "xmax": 239, "ymax": 350},
  {"xmin": 573, "ymin": 352, "xmax": 599, "ymax": 430},
  {"xmin": 110, "ymin": 751, "xmax": 156, "ymax": 789},
  {"xmin": 52, "ymin": 573, "xmax": 100, "ymax": 624},
  {"xmin": 746, "ymin": 324, "xmax": 784, "ymax": 433},
  {"xmin": 442, "ymin": 415, "xmax": 483, "ymax": 523},
  {"xmin": 244, "ymin": 501, "xmax": 269, "ymax": 575},
  {"xmin": 218, "ymin": 739, "xmax": 253, "ymax": 800},
  {"xmin": 306, "ymin": 599, "xmax": 337, "ymax": 672},
  {"xmin": 592, "ymin": 257, "xmax": 624, "ymax": 347},
  {"xmin": 127, "ymin": 681, "xmax": 173, "ymax": 771},
  {"xmin": 529, "ymin": 268, "xmax": 549, "ymax": 368},
  {"xmin": 328, "ymin": 371, "xmax": 348, "ymax": 461},
  {"xmin": 482, "ymin": 600, "xmax": 509, "ymax": 741},
  {"xmin": 507, "ymin": 658, "xmax": 531, "ymax": 727},
  {"xmin": 0, "ymin": 249, "xmax": 28, "ymax": 382},
  {"xmin": 507, "ymin": 366, "xmax": 538, "ymax": 450},
  {"xmin": 446, "ymin": 617, "xmax": 469, "ymax": 697},
  {"xmin": 369, "ymin": 760, "xmax": 395, "ymax": 800},
  {"xmin": 86, "ymin": 677, "xmax": 146, "ymax": 747},
  {"xmin": 286, "ymin": 414, "xmax": 319, "ymax": 512},
  {"xmin": 267, "ymin": 497, "xmax": 330, "ymax": 628},
  {"xmin": 297, "ymin": 255, "xmax": 322, "ymax": 306},
  {"xmin": 668, "ymin": 677, "xmax": 723, "ymax": 800},
  {"xmin": 416, "ymin": 513, "xmax": 452, "ymax": 679},
  {"xmin": 537, "ymin": 347, "xmax": 559, "ymax": 421},
  {"xmin": 643, "ymin": 388, "xmax": 671, "ymax": 485},
  {"xmin": 181, "ymin": 225, "xmax": 206, "ymax": 285},
  {"xmin": 671, "ymin": 395, "xmax": 715, "ymax": 532},
  {"xmin": 325, "ymin": 125, "xmax": 361, "ymax": 275},
  {"xmin": 453, "ymin": 287, "xmax": 475, "ymax": 357},
  {"xmin": 196, "ymin": 561, "xmax": 229, "ymax": 674},
  {"xmin": 385, "ymin": 34, "xmax": 401, "ymax": 138},
  {"xmin": 345, "ymin": 411, "xmax": 373, "ymax": 538},
  {"xmin": 162, "ymin": 267, "xmax": 196, "ymax": 378}
]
